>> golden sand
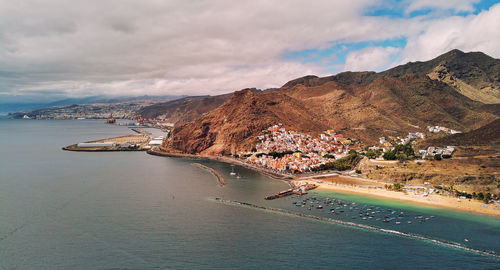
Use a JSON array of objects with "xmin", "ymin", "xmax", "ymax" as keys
[{"xmin": 294, "ymin": 176, "xmax": 500, "ymax": 217}]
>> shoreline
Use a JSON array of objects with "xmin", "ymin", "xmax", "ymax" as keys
[
  {"xmin": 148, "ymin": 148, "xmax": 500, "ymax": 217},
  {"xmin": 294, "ymin": 177, "xmax": 500, "ymax": 217},
  {"xmin": 63, "ymin": 132, "xmax": 151, "ymax": 152},
  {"xmin": 147, "ymin": 147, "xmax": 291, "ymax": 181}
]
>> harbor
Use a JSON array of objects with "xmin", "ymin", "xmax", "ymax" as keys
[
  {"xmin": 62, "ymin": 125, "xmax": 167, "ymax": 152},
  {"xmin": 62, "ymin": 133, "xmax": 151, "ymax": 151},
  {"xmin": 264, "ymin": 183, "xmax": 317, "ymax": 200},
  {"xmin": 214, "ymin": 197, "xmax": 500, "ymax": 259}
]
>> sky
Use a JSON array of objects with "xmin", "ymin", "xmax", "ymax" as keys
[{"xmin": 1, "ymin": 0, "xmax": 499, "ymax": 102}]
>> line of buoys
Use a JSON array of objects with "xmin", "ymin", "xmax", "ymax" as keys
[{"xmin": 213, "ymin": 198, "xmax": 500, "ymax": 259}]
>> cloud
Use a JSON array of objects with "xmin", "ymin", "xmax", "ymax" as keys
[
  {"xmin": 0, "ymin": 0, "xmax": 499, "ymax": 100},
  {"xmin": 0, "ymin": 0, "xmax": 379, "ymax": 98},
  {"xmin": 401, "ymin": 3, "xmax": 500, "ymax": 62},
  {"xmin": 344, "ymin": 47, "xmax": 402, "ymax": 72}
]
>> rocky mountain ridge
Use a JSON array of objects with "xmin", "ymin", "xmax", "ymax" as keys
[{"xmin": 156, "ymin": 49, "xmax": 499, "ymax": 154}]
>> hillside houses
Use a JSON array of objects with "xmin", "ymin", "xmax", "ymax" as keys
[
  {"xmin": 243, "ymin": 124, "xmax": 353, "ymax": 173},
  {"xmin": 427, "ymin": 126, "xmax": 462, "ymax": 134},
  {"xmin": 420, "ymin": 146, "xmax": 456, "ymax": 159}
]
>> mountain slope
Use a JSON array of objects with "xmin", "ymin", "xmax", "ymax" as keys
[
  {"xmin": 164, "ymin": 89, "xmax": 328, "ymax": 154},
  {"xmin": 423, "ymin": 119, "xmax": 500, "ymax": 147},
  {"xmin": 138, "ymin": 94, "xmax": 232, "ymax": 125},
  {"xmin": 282, "ymin": 74, "xmax": 497, "ymax": 143},
  {"xmin": 283, "ymin": 49, "xmax": 500, "ymax": 104},
  {"xmin": 385, "ymin": 49, "xmax": 500, "ymax": 103},
  {"xmin": 162, "ymin": 49, "xmax": 499, "ymax": 154}
]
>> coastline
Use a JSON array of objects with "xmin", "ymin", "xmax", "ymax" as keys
[
  {"xmin": 63, "ymin": 132, "xmax": 151, "ymax": 152},
  {"xmin": 147, "ymin": 147, "xmax": 291, "ymax": 181},
  {"xmin": 294, "ymin": 177, "xmax": 500, "ymax": 217},
  {"xmin": 148, "ymin": 147, "xmax": 500, "ymax": 217}
]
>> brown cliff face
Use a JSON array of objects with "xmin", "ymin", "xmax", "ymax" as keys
[
  {"xmin": 164, "ymin": 89, "xmax": 327, "ymax": 154},
  {"xmin": 281, "ymin": 74, "xmax": 497, "ymax": 144},
  {"xmin": 160, "ymin": 50, "xmax": 499, "ymax": 154}
]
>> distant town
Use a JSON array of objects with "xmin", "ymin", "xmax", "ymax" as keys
[{"xmin": 9, "ymin": 101, "xmax": 160, "ymax": 120}]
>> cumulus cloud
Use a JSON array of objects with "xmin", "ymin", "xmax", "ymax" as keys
[
  {"xmin": 344, "ymin": 47, "xmax": 401, "ymax": 72},
  {"xmin": 401, "ymin": 3, "xmax": 500, "ymax": 63}
]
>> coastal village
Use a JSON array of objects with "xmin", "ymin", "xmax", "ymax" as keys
[
  {"xmin": 239, "ymin": 124, "xmax": 459, "ymax": 174},
  {"xmin": 242, "ymin": 124, "xmax": 351, "ymax": 173}
]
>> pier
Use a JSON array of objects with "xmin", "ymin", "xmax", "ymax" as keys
[
  {"xmin": 62, "ymin": 134, "xmax": 150, "ymax": 151},
  {"xmin": 191, "ymin": 163, "xmax": 227, "ymax": 186},
  {"xmin": 264, "ymin": 189, "xmax": 294, "ymax": 200},
  {"xmin": 264, "ymin": 184, "xmax": 317, "ymax": 200}
]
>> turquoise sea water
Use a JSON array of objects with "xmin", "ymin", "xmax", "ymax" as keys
[{"xmin": 0, "ymin": 119, "xmax": 499, "ymax": 269}]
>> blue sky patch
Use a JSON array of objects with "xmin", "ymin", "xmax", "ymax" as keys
[
  {"xmin": 284, "ymin": 37, "xmax": 407, "ymax": 73},
  {"xmin": 365, "ymin": 0, "xmax": 498, "ymax": 18}
]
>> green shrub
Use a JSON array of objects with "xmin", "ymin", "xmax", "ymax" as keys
[
  {"xmin": 366, "ymin": 150, "xmax": 377, "ymax": 159},
  {"xmin": 311, "ymin": 152, "xmax": 361, "ymax": 172},
  {"xmin": 323, "ymin": 154, "xmax": 336, "ymax": 159},
  {"xmin": 383, "ymin": 151, "xmax": 396, "ymax": 160}
]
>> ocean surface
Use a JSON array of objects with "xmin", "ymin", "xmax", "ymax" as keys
[{"xmin": 0, "ymin": 119, "xmax": 499, "ymax": 269}]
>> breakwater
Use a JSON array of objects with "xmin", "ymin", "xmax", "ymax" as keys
[
  {"xmin": 147, "ymin": 147, "xmax": 290, "ymax": 180},
  {"xmin": 214, "ymin": 198, "xmax": 500, "ymax": 259},
  {"xmin": 264, "ymin": 189, "xmax": 294, "ymax": 200},
  {"xmin": 192, "ymin": 163, "xmax": 227, "ymax": 186}
]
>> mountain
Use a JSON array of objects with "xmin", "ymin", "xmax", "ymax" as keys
[
  {"xmin": 283, "ymin": 49, "xmax": 500, "ymax": 104},
  {"xmin": 44, "ymin": 95, "xmax": 184, "ymax": 107},
  {"xmin": 282, "ymin": 74, "xmax": 497, "ymax": 143},
  {"xmin": 3, "ymin": 95, "xmax": 184, "ymax": 115},
  {"xmin": 162, "ymin": 49, "xmax": 499, "ymax": 154},
  {"xmin": 164, "ymin": 89, "xmax": 328, "ymax": 154},
  {"xmin": 138, "ymin": 89, "xmax": 273, "ymax": 125},
  {"xmin": 138, "ymin": 94, "xmax": 232, "ymax": 125},
  {"xmin": 385, "ymin": 49, "xmax": 500, "ymax": 104},
  {"xmin": 422, "ymin": 119, "xmax": 500, "ymax": 147}
]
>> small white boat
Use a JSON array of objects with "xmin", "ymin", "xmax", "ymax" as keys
[{"xmin": 230, "ymin": 165, "xmax": 236, "ymax": 176}]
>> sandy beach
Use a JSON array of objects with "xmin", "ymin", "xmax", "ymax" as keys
[{"xmin": 293, "ymin": 176, "xmax": 500, "ymax": 217}]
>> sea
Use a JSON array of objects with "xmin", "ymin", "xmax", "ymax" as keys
[{"xmin": 0, "ymin": 119, "xmax": 499, "ymax": 269}]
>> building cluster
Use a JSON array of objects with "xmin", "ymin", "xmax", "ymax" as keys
[
  {"xmin": 427, "ymin": 125, "xmax": 462, "ymax": 134},
  {"xmin": 379, "ymin": 132, "xmax": 425, "ymax": 148},
  {"xmin": 14, "ymin": 102, "xmax": 157, "ymax": 120},
  {"xmin": 374, "ymin": 130, "xmax": 458, "ymax": 159},
  {"xmin": 419, "ymin": 146, "xmax": 455, "ymax": 159},
  {"xmin": 244, "ymin": 124, "xmax": 353, "ymax": 173},
  {"xmin": 135, "ymin": 116, "xmax": 175, "ymax": 129}
]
